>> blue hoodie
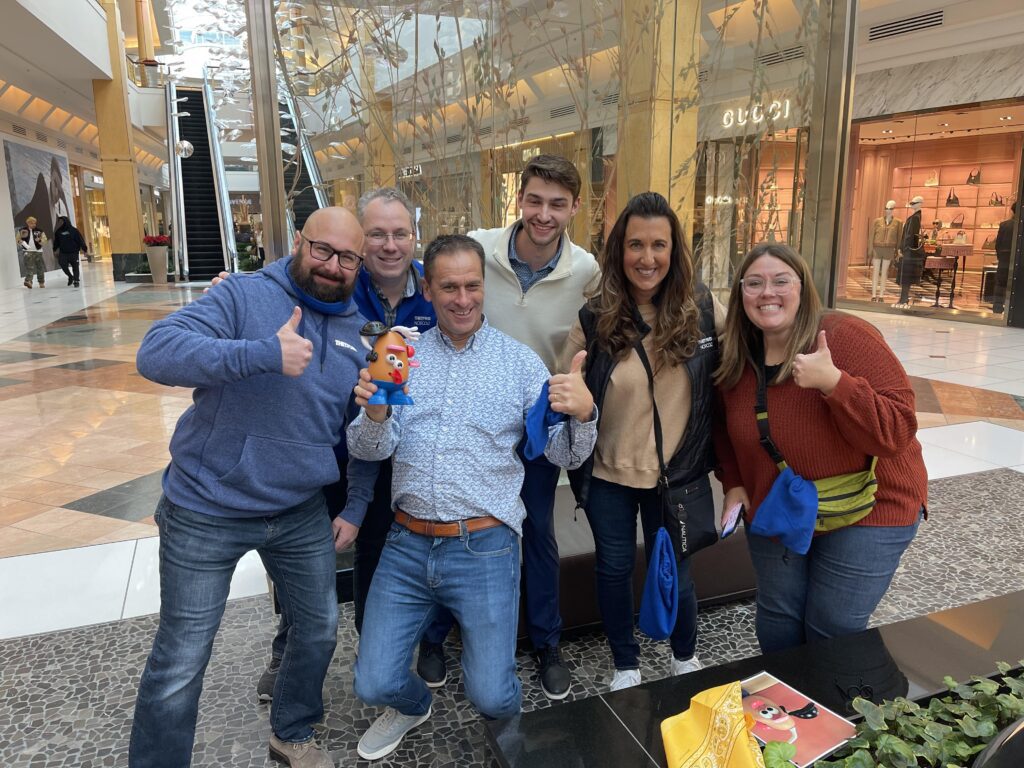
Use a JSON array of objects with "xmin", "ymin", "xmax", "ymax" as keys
[{"xmin": 136, "ymin": 257, "xmax": 366, "ymax": 517}]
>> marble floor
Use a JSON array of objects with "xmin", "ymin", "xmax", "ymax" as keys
[{"xmin": 1, "ymin": 262, "xmax": 1024, "ymax": 765}]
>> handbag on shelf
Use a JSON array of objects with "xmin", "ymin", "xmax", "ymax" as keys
[
  {"xmin": 983, "ymin": 235, "xmax": 996, "ymax": 250},
  {"xmin": 924, "ymin": 170, "xmax": 939, "ymax": 187},
  {"xmin": 634, "ymin": 342, "xmax": 718, "ymax": 562},
  {"xmin": 954, "ymin": 230, "xmax": 967, "ymax": 244},
  {"xmin": 946, "ymin": 188, "xmax": 960, "ymax": 207},
  {"xmin": 749, "ymin": 366, "xmax": 879, "ymax": 555},
  {"xmin": 967, "ymin": 168, "xmax": 982, "ymax": 185},
  {"xmin": 950, "ymin": 212, "xmax": 965, "ymax": 228},
  {"xmin": 990, "ymin": 192, "xmax": 1006, "ymax": 206}
]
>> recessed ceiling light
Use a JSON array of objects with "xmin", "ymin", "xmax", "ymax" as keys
[
  {"xmin": 938, "ymin": 122, "xmax": 950, "ymax": 127},
  {"xmin": 881, "ymin": 129, "xmax": 894, "ymax": 134},
  {"xmin": 999, "ymin": 115, "xmax": 1013, "ymax": 121}
]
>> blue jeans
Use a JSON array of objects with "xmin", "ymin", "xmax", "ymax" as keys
[
  {"xmin": 129, "ymin": 494, "xmax": 338, "ymax": 767},
  {"xmin": 584, "ymin": 477, "xmax": 700, "ymax": 670},
  {"xmin": 354, "ymin": 522, "xmax": 522, "ymax": 719},
  {"xmin": 421, "ymin": 446, "xmax": 560, "ymax": 650},
  {"xmin": 747, "ymin": 516, "xmax": 921, "ymax": 653}
]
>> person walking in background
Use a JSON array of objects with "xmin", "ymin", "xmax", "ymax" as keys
[
  {"xmin": 17, "ymin": 216, "xmax": 47, "ymax": 289},
  {"xmin": 52, "ymin": 215, "xmax": 88, "ymax": 287},
  {"xmin": 993, "ymin": 201, "xmax": 1017, "ymax": 314},
  {"xmin": 713, "ymin": 242, "xmax": 927, "ymax": 654},
  {"xmin": 562, "ymin": 192, "xmax": 723, "ymax": 691}
]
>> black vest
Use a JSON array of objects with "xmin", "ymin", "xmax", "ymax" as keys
[{"xmin": 568, "ymin": 287, "xmax": 719, "ymax": 508}]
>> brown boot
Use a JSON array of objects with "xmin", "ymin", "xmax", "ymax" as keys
[
  {"xmin": 23, "ymin": 279, "xmax": 31, "ymax": 289},
  {"xmin": 268, "ymin": 734, "xmax": 333, "ymax": 767}
]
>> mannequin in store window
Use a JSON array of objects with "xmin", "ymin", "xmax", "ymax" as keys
[
  {"xmin": 869, "ymin": 200, "xmax": 902, "ymax": 302},
  {"xmin": 893, "ymin": 195, "xmax": 924, "ymax": 309}
]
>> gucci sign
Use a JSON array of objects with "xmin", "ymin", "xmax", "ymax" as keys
[{"xmin": 722, "ymin": 99, "xmax": 791, "ymax": 128}]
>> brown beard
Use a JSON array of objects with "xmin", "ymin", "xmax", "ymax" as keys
[{"xmin": 289, "ymin": 258, "xmax": 354, "ymax": 303}]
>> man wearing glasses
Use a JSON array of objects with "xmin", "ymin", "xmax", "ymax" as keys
[{"xmin": 130, "ymin": 207, "xmax": 366, "ymax": 768}]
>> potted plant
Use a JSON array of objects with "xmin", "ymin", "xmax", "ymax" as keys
[{"xmin": 144, "ymin": 235, "xmax": 171, "ymax": 284}]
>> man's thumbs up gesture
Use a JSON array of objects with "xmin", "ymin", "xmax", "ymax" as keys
[
  {"xmin": 277, "ymin": 306, "xmax": 313, "ymax": 377},
  {"xmin": 792, "ymin": 330, "xmax": 841, "ymax": 395},
  {"xmin": 548, "ymin": 350, "xmax": 595, "ymax": 421}
]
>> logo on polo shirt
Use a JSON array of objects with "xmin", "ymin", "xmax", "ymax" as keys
[
  {"xmin": 413, "ymin": 315, "xmax": 433, "ymax": 328},
  {"xmin": 334, "ymin": 339, "xmax": 357, "ymax": 352},
  {"xmin": 697, "ymin": 335, "xmax": 715, "ymax": 351}
]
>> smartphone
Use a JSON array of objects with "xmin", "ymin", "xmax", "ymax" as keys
[{"xmin": 721, "ymin": 503, "xmax": 744, "ymax": 539}]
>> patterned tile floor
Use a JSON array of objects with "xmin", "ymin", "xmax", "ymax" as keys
[
  {"xmin": 2, "ymin": 263, "xmax": 1024, "ymax": 765},
  {"xmin": 3, "ymin": 467, "xmax": 1024, "ymax": 767}
]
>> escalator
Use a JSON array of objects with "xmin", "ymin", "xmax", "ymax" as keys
[{"xmin": 165, "ymin": 79, "xmax": 235, "ymax": 282}]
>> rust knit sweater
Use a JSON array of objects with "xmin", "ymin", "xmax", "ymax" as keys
[{"xmin": 714, "ymin": 312, "xmax": 927, "ymax": 529}]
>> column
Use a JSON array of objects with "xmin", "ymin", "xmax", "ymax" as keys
[
  {"xmin": 134, "ymin": 0, "xmax": 156, "ymax": 85},
  {"xmin": 616, "ymin": 0, "xmax": 700, "ymax": 236},
  {"xmin": 360, "ymin": 21, "xmax": 396, "ymax": 189},
  {"xmin": 92, "ymin": 0, "xmax": 146, "ymax": 280}
]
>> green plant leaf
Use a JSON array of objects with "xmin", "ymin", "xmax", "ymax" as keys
[
  {"xmin": 854, "ymin": 698, "xmax": 890, "ymax": 731},
  {"xmin": 970, "ymin": 677, "xmax": 1000, "ymax": 696},
  {"xmin": 843, "ymin": 750, "xmax": 877, "ymax": 768},
  {"xmin": 996, "ymin": 662, "xmax": 1012, "ymax": 674},
  {"xmin": 762, "ymin": 740, "xmax": 798, "ymax": 768},
  {"xmin": 876, "ymin": 734, "xmax": 918, "ymax": 767}
]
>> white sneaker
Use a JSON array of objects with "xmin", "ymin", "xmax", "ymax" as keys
[
  {"xmin": 670, "ymin": 655, "xmax": 703, "ymax": 676},
  {"xmin": 609, "ymin": 669, "xmax": 641, "ymax": 691},
  {"xmin": 356, "ymin": 706, "xmax": 431, "ymax": 761}
]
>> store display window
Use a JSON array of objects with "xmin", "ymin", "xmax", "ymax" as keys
[{"xmin": 837, "ymin": 102, "xmax": 1023, "ymax": 320}]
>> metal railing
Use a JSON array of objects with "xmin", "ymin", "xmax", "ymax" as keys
[
  {"xmin": 127, "ymin": 55, "xmax": 169, "ymax": 88},
  {"xmin": 203, "ymin": 68, "xmax": 238, "ymax": 273},
  {"xmin": 281, "ymin": 85, "xmax": 331, "ymax": 221},
  {"xmin": 165, "ymin": 82, "xmax": 188, "ymax": 279}
]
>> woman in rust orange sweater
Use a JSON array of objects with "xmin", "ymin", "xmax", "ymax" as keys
[{"xmin": 713, "ymin": 242, "xmax": 927, "ymax": 653}]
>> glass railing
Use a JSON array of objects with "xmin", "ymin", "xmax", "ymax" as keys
[{"xmin": 126, "ymin": 55, "xmax": 170, "ymax": 88}]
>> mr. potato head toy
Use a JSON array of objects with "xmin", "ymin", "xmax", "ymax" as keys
[{"xmin": 359, "ymin": 321, "xmax": 421, "ymax": 406}]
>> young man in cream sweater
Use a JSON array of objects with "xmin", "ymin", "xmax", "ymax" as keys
[{"xmin": 435, "ymin": 154, "xmax": 598, "ymax": 700}]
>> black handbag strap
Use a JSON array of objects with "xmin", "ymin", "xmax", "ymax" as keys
[
  {"xmin": 633, "ymin": 341, "xmax": 667, "ymax": 481},
  {"xmin": 754, "ymin": 365, "xmax": 789, "ymax": 471}
]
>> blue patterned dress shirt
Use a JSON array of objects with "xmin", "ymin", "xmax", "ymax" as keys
[{"xmin": 347, "ymin": 320, "xmax": 597, "ymax": 535}]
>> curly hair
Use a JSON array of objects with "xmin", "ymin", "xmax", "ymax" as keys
[{"xmin": 588, "ymin": 192, "xmax": 701, "ymax": 368}]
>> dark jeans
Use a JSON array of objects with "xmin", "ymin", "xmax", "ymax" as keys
[
  {"xmin": 747, "ymin": 514, "xmax": 921, "ymax": 654},
  {"xmin": 129, "ymin": 494, "xmax": 338, "ymax": 767},
  {"xmin": 993, "ymin": 252, "xmax": 1010, "ymax": 311},
  {"xmin": 584, "ymin": 476, "xmax": 699, "ymax": 670},
  {"xmin": 58, "ymin": 253, "xmax": 80, "ymax": 282}
]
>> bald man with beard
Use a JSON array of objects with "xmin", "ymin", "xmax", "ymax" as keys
[{"xmin": 130, "ymin": 208, "xmax": 366, "ymax": 768}]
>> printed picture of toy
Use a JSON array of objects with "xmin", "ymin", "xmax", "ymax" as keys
[{"xmin": 741, "ymin": 672, "xmax": 856, "ymax": 767}]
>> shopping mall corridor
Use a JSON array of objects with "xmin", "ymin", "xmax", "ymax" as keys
[{"xmin": 2, "ymin": 262, "xmax": 1024, "ymax": 766}]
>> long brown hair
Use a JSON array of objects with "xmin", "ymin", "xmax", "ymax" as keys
[
  {"xmin": 715, "ymin": 242, "xmax": 823, "ymax": 389},
  {"xmin": 589, "ymin": 192, "xmax": 701, "ymax": 367}
]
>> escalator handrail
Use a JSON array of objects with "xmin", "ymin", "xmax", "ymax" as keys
[
  {"xmin": 165, "ymin": 81, "xmax": 189, "ymax": 280},
  {"xmin": 281, "ymin": 86, "xmax": 329, "ymax": 211},
  {"xmin": 202, "ymin": 68, "xmax": 239, "ymax": 273}
]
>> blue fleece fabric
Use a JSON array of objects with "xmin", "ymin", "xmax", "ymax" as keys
[
  {"xmin": 750, "ymin": 467, "xmax": 819, "ymax": 555},
  {"xmin": 352, "ymin": 260, "xmax": 435, "ymax": 331},
  {"xmin": 523, "ymin": 382, "xmax": 568, "ymax": 461},
  {"xmin": 638, "ymin": 527, "xmax": 678, "ymax": 640},
  {"xmin": 136, "ymin": 257, "xmax": 367, "ymax": 517}
]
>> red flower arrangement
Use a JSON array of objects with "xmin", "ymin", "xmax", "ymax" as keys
[{"xmin": 144, "ymin": 235, "xmax": 171, "ymax": 246}]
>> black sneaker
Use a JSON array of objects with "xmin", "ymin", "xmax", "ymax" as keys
[
  {"xmin": 416, "ymin": 640, "xmax": 447, "ymax": 688},
  {"xmin": 257, "ymin": 657, "xmax": 281, "ymax": 703},
  {"xmin": 536, "ymin": 645, "xmax": 571, "ymax": 700},
  {"xmin": 67, "ymin": 275, "xmax": 73, "ymax": 286}
]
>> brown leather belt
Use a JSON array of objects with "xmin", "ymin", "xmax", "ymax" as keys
[{"xmin": 394, "ymin": 509, "xmax": 503, "ymax": 537}]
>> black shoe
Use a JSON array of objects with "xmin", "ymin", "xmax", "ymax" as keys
[
  {"xmin": 257, "ymin": 657, "xmax": 281, "ymax": 703},
  {"xmin": 74, "ymin": 281, "xmax": 80, "ymax": 287},
  {"xmin": 67, "ymin": 275, "xmax": 73, "ymax": 286},
  {"xmin": 536, "ymin": 645, "xmax": 571, "ymax": 700},
  {"xmin": 416, "ymin": 640, "xmax": 447, "ymax": 688}
]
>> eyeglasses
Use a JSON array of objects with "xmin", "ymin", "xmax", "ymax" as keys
[
  {"xmin": 365, "ymin": 231, "xmax": 415, "ymax": 246},
  {"xmin": 300, "ymin": 233, "xmax": 363, "ymax": 270},
  {"xmin": 740, "ymin": 275, "xmax": 800, "ymax": 296}
]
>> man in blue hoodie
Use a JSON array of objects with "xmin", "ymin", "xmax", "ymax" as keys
[{"xmin": 129, "ymin": 206, "xmax": 366, "ymax": 768}]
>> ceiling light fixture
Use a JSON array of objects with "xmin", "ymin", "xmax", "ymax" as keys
[
  {"xmin": 881, "ymin": 129, "xmax": 893, "ymax": 134},
  {"xmin": 999, "ymin": 115, "xmax": 1013, "ymax": 121},
  {"xmin": 938, "ymin": 122, "xmax": 949, "ymax": 127}
]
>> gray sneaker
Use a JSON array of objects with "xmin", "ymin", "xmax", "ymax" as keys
[
  {"xmin": 268, "ymin": 734, "xmax": 333, "ymax": 767},
  {"xmin": 357, "ymin": 706, "xmax": 431, "ymax": 761},
  {"xmin": 257, "ymin": 657, "xmax": 281, "ymax": 703}
]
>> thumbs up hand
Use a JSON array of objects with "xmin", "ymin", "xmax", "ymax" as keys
[
  {"xmin": 792, "ymin": 330, "xmax": 841, "ymax": 395},
  {"xmin": 277, "ymin": 306, "xmax": 313, "ymax": 377},
  {"xmin": 548, "ymin": 350, "xmax": 595, "ymax": 421}
]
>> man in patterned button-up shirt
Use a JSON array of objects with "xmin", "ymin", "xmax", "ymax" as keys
[{"xmin": 346, "ymin": 234, "xmax": 597, "ymax": 761}]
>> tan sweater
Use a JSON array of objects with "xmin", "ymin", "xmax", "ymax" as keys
[{"xmin": 561, "ymin": 301, "xmax": 725, "ymax": 489}]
